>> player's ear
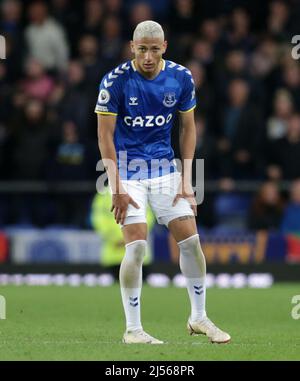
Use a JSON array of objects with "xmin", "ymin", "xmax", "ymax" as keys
[
  {"xmin": 162, "ymin": 40, "xmax": 167, "ymax": 54},
  {"xmin": 130, "ymin": 41, "xmax": 135, "ymax": 54}
]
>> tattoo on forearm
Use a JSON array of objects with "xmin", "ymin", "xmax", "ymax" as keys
[{"xmin": 178, "ymin": 216, "xmax": 194, "ymax": 221}]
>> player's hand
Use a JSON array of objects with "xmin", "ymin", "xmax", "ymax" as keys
[
  {"xmin": 110, "ymin": 193, "xmax": 140, "ymax": 225},
  {"xmin": 172, "ymin": 181, "xmax": 197, "ymax": 216}
]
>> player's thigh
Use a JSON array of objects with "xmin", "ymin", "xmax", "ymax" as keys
[
  {"xmin": 168, "ymin": 216, "xmax": 198, "ymax": 242},
  {"xmin": 117, "ymin": 179, "xmax": 147, "ymax": 219},
  {"xmin": 122, "ymin": 223, "xmax": 148, "ymax": 244},
  {"xmin": 148, "ymin": 172, "xmax": 194, "ymax": 228}
]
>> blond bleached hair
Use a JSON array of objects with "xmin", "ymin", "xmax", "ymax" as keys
[{"xmin": 133, "ymin": 20, "xmax": 164, "ymax": 41}]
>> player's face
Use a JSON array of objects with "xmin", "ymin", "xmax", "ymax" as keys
[{"xmin": 131, "ymin": 38, "xmax": 167, "ymax": 75}]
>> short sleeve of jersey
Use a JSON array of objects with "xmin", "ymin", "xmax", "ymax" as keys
[
  {"xmin": 94, "ymin": 74, "xmax": 121, "ymax": 115},
  {"xmin": 178, "ymin": 72, "xmax": 196, "ymax": 113}
]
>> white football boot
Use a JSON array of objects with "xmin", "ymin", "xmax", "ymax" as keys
[
  {"xmin": 187, "ymin": 316, "xmax": 231, "ymax": 344},
  {"xmin": 123, "ymin": 329, "xmax": 164, "ymax": 344}
]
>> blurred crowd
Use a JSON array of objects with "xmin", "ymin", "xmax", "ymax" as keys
[{"xmin": 1, "ymin": 0, "xmax": 300, "ymax": 231}]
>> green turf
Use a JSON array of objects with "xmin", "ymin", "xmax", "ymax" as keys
[{"xmin": 0, "ymin": 283, "xmax": 299, "ymax": 360}]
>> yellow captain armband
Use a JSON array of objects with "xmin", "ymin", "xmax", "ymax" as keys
[
  {"xmin": 95, "ymin": 111, "xmax": 118, "ymax": 116},
  {"xmin": 178, "ymin": 105, "xmax": 196, "ymax": 113}
]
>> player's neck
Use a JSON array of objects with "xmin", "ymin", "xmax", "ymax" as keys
[{"xmin": 133, "ymin": 59, "xmax": 164, "ymax": 80}]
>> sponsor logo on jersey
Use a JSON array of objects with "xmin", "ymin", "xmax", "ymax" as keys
[
  {"xmin": 124, "ymin": 113, "xmax": 173, "ymax": 127},
  {"xmin": 129, "ymin": 97, "xmax": 138, "ymax": 106},
  {"xmin": 163, "ymin": 92, "xmax": 177, "ymax": 107}
]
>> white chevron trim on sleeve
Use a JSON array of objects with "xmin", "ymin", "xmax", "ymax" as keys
[
  {"xmin": 104, "ymin": 78, "xmax": 113, "ymax": 88},
  {"xmin": 168, "ymin": 61, "xmax": 177, "ymax": 68},
  {"xmin": 114, "ymin": 67, "xmax": 124, "ymax": 74},
  {"xmin": 108, "ymin": 72, "xmax": 118, "ymax": 79},
  {"xmin": 103, "ymin": 62, "xmax": 130, "ymax": 88}
]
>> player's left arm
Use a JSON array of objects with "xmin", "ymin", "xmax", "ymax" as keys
[{"xmin": 173, "ymin": 108, "xmax": 197, "ymax": 215}]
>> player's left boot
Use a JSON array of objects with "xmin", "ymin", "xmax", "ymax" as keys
[{"xmin": 187, "ymin": 316, "xmax": 231, "ymax": 344}]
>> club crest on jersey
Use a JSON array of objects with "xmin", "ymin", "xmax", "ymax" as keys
[
  {"xmin": 98, "ymin": 89, "xmax": 110, "ymax": 104},
  {"xmin": 163, "ymin": 92, "xmax": 177, "ymax": 107}
]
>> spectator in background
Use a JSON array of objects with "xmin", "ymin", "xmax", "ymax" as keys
[
  {"xmin": 77, "ymin": 34, "xmax": 110, "ymax": 89},
  {"xmin": 48, "ymin": 121, "xmax": 91, "ymax": 181},
  {"xmin": 190, "ymin": 38, "xmax": 214, "ymax": 77},
  {"xmin": 217, "ymin": 78, "xmax": 263, "ymax": 179},
  {"xmin": 267, "ymin": 0, "xmax": 291, "ymax": 41},
  {"xmin": 48, "ymin": 121, "xmax": 92, "ymax": 227},
  {"xmin": 218, "ymin": 8, "xmax": 254, "ymax": 55},
  {"xmin": 0, "ymin": 62, "xmax": 12, "ymax": 126},
  {"xmin": 281, "ymin": 179, "xmax": 300, "ymax": 233},
  {"xmin": 21, "ymin": 58, "xmax": 55, "ymax": 102},
  {"xmin": 200, "ymin": 18, "xmax": 222, "ymax": 47},
  {"xmin": 250, "ymin": 36, "xmax": 280, "ymax": 114},
  {"xmin": 194, "ymin": 114, "xmax": 218, "ymax": 180},
  {"xmin": 0, "ymin": 0, "xmax": 23, "ymax": 36},
  {"xmin": 250, "ymin": 37, "xmax": 279, "ymax": 81},
  {"xmin": 52, "ymin": 60, "xmax": 89, "ymax": 137},
  {"xmin": 216, "ymin": 49, "xmax": 250, "ymax": 103},
  {"xmin": 248, "ymin": 181, "xmax": 284, "ymax": 231},
  {"xmin": 0, "ymin": 0, "xmax": 24, "ymax": 81},
  {"xmin": 50, "ymin": 0, "xmax": 80, "ymax": 56},
  {"xmin": 25, "ymin": 0, "xmax": 69, "ymax": 73},
  {"xmin": 266, "ymin": 113, "xmax": 300, "ymax": 180},
  {"xmin": 77, "ymin": 35, "xmax": 111, "ymax": 138},
  {"xmin": 9, "ymin": 99, "xmax": 53, "ymax": 180},
  {"xmin": 0, "ymin": 63, "xmax": 11, "ymax": 179},
  {"xmin": 101, "ymin": 15, "xmax": 124, "ymax": 61},
  {"xmin": 169, "ymin": 0, "xmax": 197, "ymax": 38},
  {"xmin": 281, "ymin": 63, "xmax": 300, "ymax": 110},
  {"xmin": 165, "ymin": 0, "xmax": 196, "ymax": 61},
  {"xmin": 80, "ymin": 0, "xmax": 103, "ymax": 38},
  {"xmin": 266, "ymin": 89, "xmax": 294, "ymax": 140},
  {"xmin": 193, "ymin": 115, "xmax": 217, "ymax": 229},
  {"xmin": 186, "ymin": 60, "xmax": 214, "ymax": 116},
  {"xmin": 104, "ymin": 0, "xmax": 124, "ymax": 18}
]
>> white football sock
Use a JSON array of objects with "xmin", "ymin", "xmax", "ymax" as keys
[
  {"xmin": 119, "ymin": 239, "xmax": 147, "ymax": 332},
  {"xmin": 178, "ymin": 234, "xmax": 207, "ymax": 322}
]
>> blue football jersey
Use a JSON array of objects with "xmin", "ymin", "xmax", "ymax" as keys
[{"xmin": 95, "ymin": 59, "xmax": 196, "ymax": 180}]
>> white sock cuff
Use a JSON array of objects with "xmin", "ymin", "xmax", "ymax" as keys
[
  {"xmin": 177, "ymin": 233, "xmax": 199, "ymax": 247},
  {"xmin": 125, "ymin": 239, "xmax": 147, "ymax": 248}
]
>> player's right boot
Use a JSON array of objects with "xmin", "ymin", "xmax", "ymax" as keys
[
  {"xmin": 187, "ymin": 317, "xmax": 231, "ymax": 344},
  {"xmin": 122, "ymin": 329, "xmax": 164, "ymax": 344}
]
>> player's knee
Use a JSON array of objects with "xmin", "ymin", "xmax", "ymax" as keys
[
  {"xmin": 178, "ymin": 234, "xmax": 206, "ymax": 269},
  {"xmin": 178, "ymin": 233, "xmax": 200, "ymax": 254},
  {"xmin": 125, "ymin": 239, "xmax": 147, "ymax": 264}
]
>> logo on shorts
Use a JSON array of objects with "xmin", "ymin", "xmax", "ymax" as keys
[
  {"xmin": 98, "ymin": 89, "xmax": 110, "ymax": 104},
  {"xmin": 163, "ymin": 92, "xmax": 177, "ymax": 107}
]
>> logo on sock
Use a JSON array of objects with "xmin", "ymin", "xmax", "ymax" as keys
[
  {"xmin": 194, "ymin": 285, "xmax": 203, "ymax": 296},
  {"xmin": 129, "ymin": 297, "xmax": 139, "ymax": 307}
]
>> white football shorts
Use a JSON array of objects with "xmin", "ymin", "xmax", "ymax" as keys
[{"xmin": 111, "ymin": 172, "xmax": 195, "ymax": 227}]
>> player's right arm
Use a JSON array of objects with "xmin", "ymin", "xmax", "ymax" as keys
[
  {"xmin": 95, "ymin": 69, "xmax": 139, "ymax": 224},
  {"xmin": 97, "ymin": 111, "xmax": 139, "ymax": 225}
]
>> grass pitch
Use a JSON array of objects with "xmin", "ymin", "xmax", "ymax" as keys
[{"xmin": 0, "ymin": 283, "xmax": 299, "ymax": 360}]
